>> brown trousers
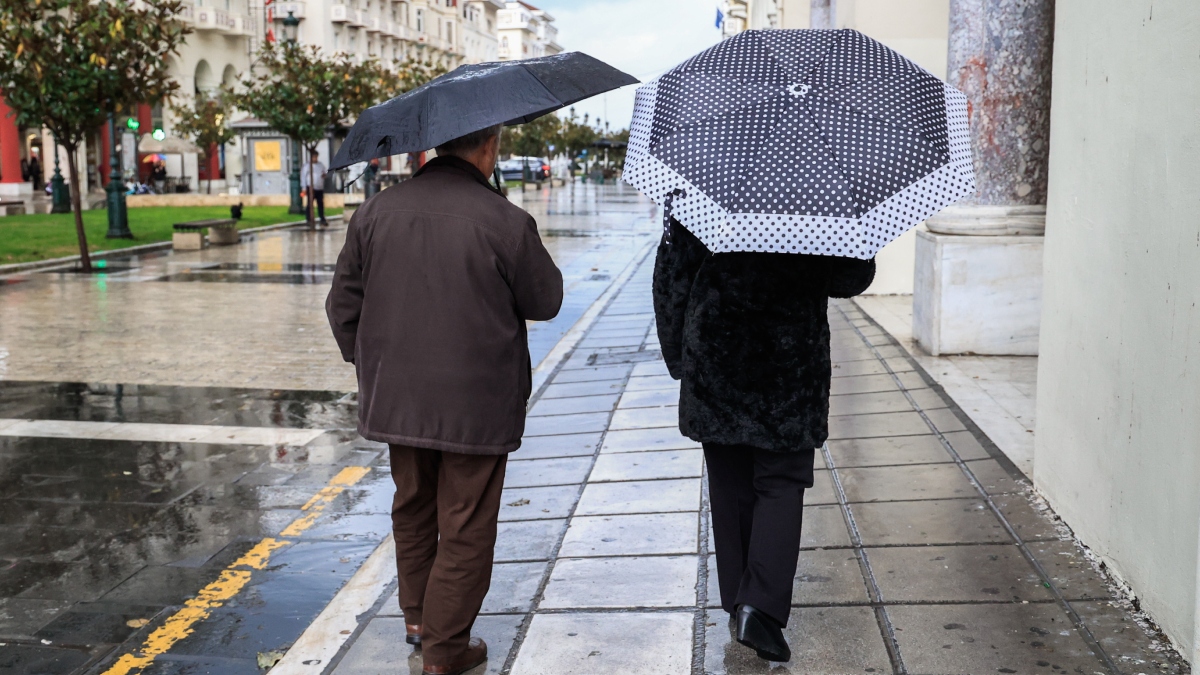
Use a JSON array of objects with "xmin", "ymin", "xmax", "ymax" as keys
[{"xmin": 389, "ymin": 444, "xmax": 507, "ymax": 665}]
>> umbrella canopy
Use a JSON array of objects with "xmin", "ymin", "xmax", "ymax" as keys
[
  {"xmin": 331, "ymin": 52, "xmax": 638, "ymax": 170},
  {"xmin": 623, "ymin": 29, "xmax": 976, "ymax": 260},
  {"xmin": 141, "ymin": 153, "xmax": 167, "ymax": 163}
]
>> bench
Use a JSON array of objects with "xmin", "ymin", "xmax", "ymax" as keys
[
  {"xmin": 0, "ymin": 199, "xmax": 26, "ymax": 216},
  {"xmin": 172, "ymin": 218, "xmax": 238, "ymax": 250}
]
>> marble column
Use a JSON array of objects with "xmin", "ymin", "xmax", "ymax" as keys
[
  {"xmin": 948, "ymin": 0, "xmax": 1055, "ymax": 206},
  {"xmin": 810, "ymin": 0, "xmax": 835, "ymax": 30},
  {"xmin": 914, "ymin": 0, "xmax": 1056, "ymax": 356},
  {"xmin": 0, "ymin": 94, "xmax": 31, "ymax": 197}
]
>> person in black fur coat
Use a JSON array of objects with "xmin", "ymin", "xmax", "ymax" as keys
[{"xmin": 653, "ymin": 217, "xmax": 875, "ymax": 662}]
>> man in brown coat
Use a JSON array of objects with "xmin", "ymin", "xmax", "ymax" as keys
[{"xmin": 326, "ymin": 124, "xmax": 563, "ymax": 675}]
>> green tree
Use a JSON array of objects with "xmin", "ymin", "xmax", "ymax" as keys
[
  {"xmin": 230, "ymin": 41, "xmax": 392, "ymax": 225},
  {"xmin": 0, "ymin": 0, "xmax": 188, "ymax": 269},
  {"xmin": 559, "ymin": 108, "xmax": 599, "ymax": 164},
  {"xmin": 392, "ymin": 58, "xmax": 447, "ymax": 96},
  {"xmin": 171, "ymin": 93, "xmax": 237, "ymax": 194}
]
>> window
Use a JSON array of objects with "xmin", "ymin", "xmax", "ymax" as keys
[
  {"xmin": 501, "ymin": 36, "xmax": 508, "ymax": 48},
  {"xmin": 415, "ymin": 8, "xmax": 423, "ymax": 32},
  {"xmin": 447, "ymin": 23, "xmax": 453, "ymax": 44}
]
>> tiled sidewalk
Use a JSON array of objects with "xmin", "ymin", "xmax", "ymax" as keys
[{"xmin": 328, "ymin": 258, "xmax": 1185, "ymax": 675}]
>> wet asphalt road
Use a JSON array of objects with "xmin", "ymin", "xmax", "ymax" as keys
[{"xmin": 0, "ymin": 183, "xmax": 656, "ymax": 674}]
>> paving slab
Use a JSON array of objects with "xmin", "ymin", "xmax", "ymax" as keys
[
  {"xmin": 888, "ymin": 602, "xmax": 1105, "ymax": 674},
  {"xmin": 539, "ymin": 380, "xmax": 626, "ymax": 399},
  {"xmin": 505, "ymin": 457, "xmax": 594, "ymax": 488},
  {"xmin": 617, "ymin": 388, "xmax": 680, "ymax": 409},
  {"xmin": 588, "ymin": 448, "xmax": 704, "ymax": 482},
  {"xmin": 528, "ymin": 394, "xmax": 619, "ymax": 417},
  {"xmin": 704, "ymin": 607, "xmax": 892, "ymax": 674},
  {"xmin": 852, "ymin": 499, "xmax": 1012, "ymax": 546},
  {"xmin": 494, "ymin": 519, "xmax": 567, "ymax": 562},
  {"xmin": 869, "ymin": 544, "xmax": 1053, "ymax": 603},
  {"xmin": 514, "ymin": 433, "xmax": 602, "ymax": 460},
  {"xmin": 575, "ymin": 478, "xmax": 702, "ymax": 516},
  {"xmin": 607, "ymin": 405, "xmax": 678, "ymax": 430},
  {"xmin": 523, "ymin": 412, "xmax": 611, "ymax": 438},
  {"xmin": 332, "ymin": 614, "xmax": 522, "ymax": 675},
  {"xmin": 511, "ymin": 612, "xmax": 693, "ymax": 675},
  {"xmin": 539, "ymin": 556, "xmax": 698, "ymax": 609},
  {"xmin": 623, "ymin": 374, "xmax": 678, "ymax": 392},
  {"xmin": 499, "ymin": 485, "xmax": 580, "ymax": 522},
  {"xmin": 838, "ymin": 463, "xmax": 978, "ymax": 502},
  {"xmin": 827, "ymin": 434, "xmax": 954, "ymax": 467},
  {"xmin": 599, "ymin": 427, "xmax": 699, "ymax": 453},
  {"xmin": 828, "ymin": 411, "xmax": 932, "ymax": 439},
  {"xmin": 559, "ymin": 512, "xmax": 699, "ymax": 557},
  {"xmin": 482, "ymin": 562, "xmax": 549, "ymax": 614}
]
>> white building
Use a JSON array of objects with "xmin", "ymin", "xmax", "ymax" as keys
[{"xmin": 497, "ymin": 1, "xmax": 561, "ymax": 61}]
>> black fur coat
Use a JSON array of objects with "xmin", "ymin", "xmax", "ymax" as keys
[{"xmin": 653, "ymin": 219, "xmax": 876, "ymax": 452}]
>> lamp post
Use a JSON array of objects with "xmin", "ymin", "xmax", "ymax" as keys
[
  {"xmin": 105, "ymin": 113, "xmax": 132, "ymax": 238},
  {"xmin": 283, "ymin": 10, "xmax": 304, "ymax": 215},
  {"xmin": 50, "ymin": 135, "xmax": 70, "ymax": 214}
]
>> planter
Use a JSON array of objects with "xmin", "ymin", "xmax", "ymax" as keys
[{"xmin": 209, "ymin": 222, "xmax": 240, "ymax": 246}]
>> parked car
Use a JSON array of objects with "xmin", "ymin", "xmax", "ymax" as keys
[{"xmin": 500, "ymin": 156, "xmax": 550, "ymax": 182}]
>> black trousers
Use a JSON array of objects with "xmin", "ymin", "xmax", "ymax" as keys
[
  {"xmin": 704, "ymin": 443, "xmax": 816, "ymax": 626},
  {"xmin": 306, "ymin": 188, "xmax": 325, "ymax": 221}
]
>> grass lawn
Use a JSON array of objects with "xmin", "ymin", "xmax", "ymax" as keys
[{"xmin": 0, "ymin": 205, "xmax": 342, "ymax": 266}]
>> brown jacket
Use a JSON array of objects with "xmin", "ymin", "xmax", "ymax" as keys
[{"xmin": 326, "ymin": 156, "xmax": 563, "ymax": 454}]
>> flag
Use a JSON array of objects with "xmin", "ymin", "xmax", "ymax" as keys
[{"xmin": 715, "ymin": 6, "xmax": 724, "ymax": 29}]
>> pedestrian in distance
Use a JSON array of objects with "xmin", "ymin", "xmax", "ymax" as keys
[
  {"xmin": 326, "ymin": 124, "xmax": 563, "ymax": 675},
  {"xmin": 301, "ymin": 149, "xmax": 328, "ymax": 227}
]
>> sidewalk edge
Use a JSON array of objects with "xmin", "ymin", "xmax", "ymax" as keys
[
  {"xmin": 527, "ymin": 240, "xmax": 656, "ymax": 400},
  {"xmin": 0, "ymin": 216, "xmax": 341, "ymax": 277},
  {"xmin": 268, "ymin": 533, "xmax": 396, "ymax": 675}
]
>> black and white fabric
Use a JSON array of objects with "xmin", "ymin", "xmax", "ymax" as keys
[{"xmin": 624, "ymin": 29, "xmax": 975, "ymax": 259}]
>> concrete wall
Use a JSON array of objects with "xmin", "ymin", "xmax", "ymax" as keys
[{"xmin": 1034, "ymin": 0, "xmax": 1200, "ymax": 658}]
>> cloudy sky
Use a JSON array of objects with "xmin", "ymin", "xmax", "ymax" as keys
[{"xmin": 531, "ymin": 0, "xmax": 724, "ymax": 131}]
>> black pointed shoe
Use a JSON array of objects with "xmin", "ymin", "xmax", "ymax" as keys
[{"xmin": 736, "ymin": 604, "xmax": 791, "ymax": 662}]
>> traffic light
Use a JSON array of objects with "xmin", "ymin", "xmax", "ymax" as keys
[{"xmin": 126, "ymin": 117, "xmax": 140, "ymax": 131}]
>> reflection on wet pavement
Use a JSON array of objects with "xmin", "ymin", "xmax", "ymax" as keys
[{"xmin": 0, "ymin": 184, "xmax": 656, "ymax": 673}]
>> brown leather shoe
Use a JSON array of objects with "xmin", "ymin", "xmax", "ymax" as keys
[
  {"xmin": 422, "ymin": 637, "xmax": 487, "ymax": 675},
  {"xmin": 406, "ymin": 623, "xmax": 422, "ymax": 647}
]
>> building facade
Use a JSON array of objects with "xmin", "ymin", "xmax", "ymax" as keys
[{"xmin": 497, "ymin": 2, "xmax": 561, "ymax": 61}]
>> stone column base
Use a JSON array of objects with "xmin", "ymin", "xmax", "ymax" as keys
[
  {"xmin": 913, "ymin": 228, "xmax": 1044, "ymax": 356},
  {"xmin": 0, "ymin": 182, "xmax": 33, "ymax": 197},
  {"xmin": 172, "ymin": 231, "xmax": 205, "ymax": 251}
]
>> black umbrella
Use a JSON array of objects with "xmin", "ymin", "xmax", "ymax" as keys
[
  {"xmin": 331, "ymin": 52, "xmax": 637, "ymax": 170},
  {"xmin": 624, "ymin": 29, "xmax": 976, "ymax": 260}
]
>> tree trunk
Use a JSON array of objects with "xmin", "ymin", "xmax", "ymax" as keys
[
  {"xmin": 64, "ymin": 147, "xmax": 92, "ymax": 271},
  {"xmin": 305, "ymin": 148, "xmax": 315, "ymax": 227}
]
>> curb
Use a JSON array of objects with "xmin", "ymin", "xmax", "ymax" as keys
[{"xmin": 0, "ymin": 215, "xmax": 343, "ymax": 277}]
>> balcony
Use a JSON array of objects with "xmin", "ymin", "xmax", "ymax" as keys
[
  {"xmin": 366, "ymin": 16, "xmax": 381, "ymax": 32},
  {"xmin": 272, "ymin": 1, "xmax": 307, "ymax": 20},
  {"xmin": 194, "ymin": 6, "xmax": 237, "ymax": 31},
  {"xmin": 347, "ymin": 9, "xmax": 366, "ymax": 27},
  {"xmin": 330, "ymin": 3, "xmax": 348, "ymax": 22}
]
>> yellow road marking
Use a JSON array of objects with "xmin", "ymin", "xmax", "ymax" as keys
[{"xmin": 101, "ymin": 466, "xmax": 373, "ymax": 675}]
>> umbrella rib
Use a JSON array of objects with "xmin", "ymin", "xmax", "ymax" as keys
[{"xmin": 808, "ymin": 90, "xmax": 941, "ymax": 156}]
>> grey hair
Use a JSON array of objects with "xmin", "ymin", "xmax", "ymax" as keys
[{"xmin": 435, "ymin": 123, "xmax": 504, "ymax": 156}]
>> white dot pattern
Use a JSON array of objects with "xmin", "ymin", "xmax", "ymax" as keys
[{"xmin": 624, "ymin": 28, "xmax": 977, "ymax": 259}]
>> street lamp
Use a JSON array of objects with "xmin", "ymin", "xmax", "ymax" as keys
[
  {"xmin": 283, "ymin": 10, "xmax": 304, "ymax": 215},
  {"xmin": 50, "ymin": 135, "xmax": 70, "ymax": 214},
  {"xmin": 282, "ymin": 10, "xmax": 300, "ymax": 43},
  {"xmin": 105, "ymin": 113, "xmax": 132, "ymax": 239}
]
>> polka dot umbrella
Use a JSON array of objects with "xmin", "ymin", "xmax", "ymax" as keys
[{"xmin": 623, "ymin": 29, "xmax": 976, "ymax": 259}]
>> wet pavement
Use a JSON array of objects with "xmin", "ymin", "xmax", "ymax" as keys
[
  {"xmin": 0, "ymin": 184, "xmax": 656, "ymax": 674},
  {"xmin": 0, "ymin": 183, "xmax": 1187, "ymax": 674}
]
